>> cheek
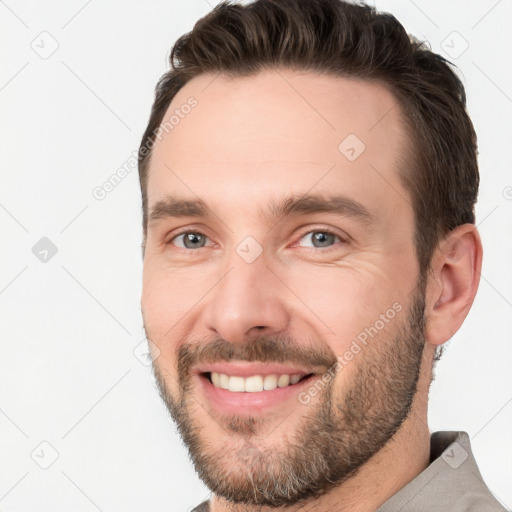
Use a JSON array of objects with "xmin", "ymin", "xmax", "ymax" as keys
[
  {"xmin": 142, "ymin": 270, "xmax": 191, "ymax": 398},
  {"xmin": 142, "ymin": 261, "xmax": 206, "ymax": 332},
  {"xmin": 141, "ymin": 267, "xmax": 187, "ymax": 368},
  {"xmin": 141, "ymin": 263, "xmax": 220, "ymax": 383},
  {"xmin": 289, "ymin": 264, "xmax": 404, "ymax": 355}
]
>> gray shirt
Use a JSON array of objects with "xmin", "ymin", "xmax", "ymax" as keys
[{"xmin": 191, "ymin": 431, "xmax": 508, "ymax": 511}]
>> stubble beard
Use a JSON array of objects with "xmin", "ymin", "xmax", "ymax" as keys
[{"xmin": 150, "ymin": 289, "xmax": 426, "ymax": 507}]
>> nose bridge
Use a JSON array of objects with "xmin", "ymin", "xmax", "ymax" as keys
[{"xmin": 205, "ymin": 243, "xmax": 289, "ymax": 343}]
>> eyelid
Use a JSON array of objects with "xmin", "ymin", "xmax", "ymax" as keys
[
  {"xmin": 166, "ymin": 226, "xmax": 214, "ymax": 248},
  {"xmin": 165, "ymin": 224, "xmax": 349, "ymax": 250},
  {"xmin": 292, "ymin": 225, "xmax": 350, "ymax": 247}
]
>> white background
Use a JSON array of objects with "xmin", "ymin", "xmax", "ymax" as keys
[{"xmin": 1, "ymin": 1, "xmax": 511, "ymax": 510}]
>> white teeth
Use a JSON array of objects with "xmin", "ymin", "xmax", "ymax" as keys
[
  {"xmin": 219, "ymin": 373, "xmax": 229, "ymax": 389},
  {"xmin": 211, "ymin": 371, "xmax": 220, "ymax": 387},
  {"xmin": 277, "ymin": 374, "xmax": 290, "ymax": 387},
  {"xmin": 290, "ymin": 374, "xmax": 301, "ymax": 384},
  {"xmin": 228, "ymin": 376, "xmax": 245, "ymax": 392},
  {"xmin": 210, "ymin": 372, "xmax": 305, "ymax": 392},
  {"xmin": 245, "ymin": 375, "xmax": 264, "ymax": 393},
  {"xmin": 263, "ymin": 374, "xmax": 278, "ymax": 390}
]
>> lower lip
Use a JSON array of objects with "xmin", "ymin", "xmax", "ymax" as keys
[{"xmin": 198, "ymin": 374, "xmax": 316, "ymax": 415}]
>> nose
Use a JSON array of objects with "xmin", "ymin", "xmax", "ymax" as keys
[{"xmin": 204, "ymin": 253, "xmax": 290, "ymax": 344}]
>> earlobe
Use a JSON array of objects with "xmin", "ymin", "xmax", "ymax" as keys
[{"xmin": 425, "ymin": 224, "xmax": 483, "ymax": 347}]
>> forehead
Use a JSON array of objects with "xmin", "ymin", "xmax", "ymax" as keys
[{"xmin": 147, "ymin": 69, "xmax": 412, "ymax": 226}]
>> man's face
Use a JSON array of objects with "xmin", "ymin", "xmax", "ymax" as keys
[{"xmin": 141, "ymin": 70, "xmax": 426, "ymax": 505}]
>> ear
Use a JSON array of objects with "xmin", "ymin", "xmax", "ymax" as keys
[{"xmin": 424, "ymin": 224, "xmax": 483, "ymax": 347}]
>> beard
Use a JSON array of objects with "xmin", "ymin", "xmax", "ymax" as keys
[{"xmin": 149, "ymin": 286, "xmax": 426, "ymax": 508}]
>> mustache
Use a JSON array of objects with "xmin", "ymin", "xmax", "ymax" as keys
[{"xmin": 177, "ymin": 335, "xmax": 338, "ymax": 381}]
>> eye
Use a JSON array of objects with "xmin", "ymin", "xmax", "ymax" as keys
[
  {"xmin": 170, "ymin": 231, "xmax": 211, "ymax": 249},
  {"xmin": 296, "ymin": 229, "xmax": 344, "ymax": 249}
]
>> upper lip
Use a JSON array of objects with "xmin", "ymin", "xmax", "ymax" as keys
[{"xmin": 194, "ymin": 362, "xmax": 315, "ymax": 378}]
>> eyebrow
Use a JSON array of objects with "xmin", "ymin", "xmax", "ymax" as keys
[
  {"xmin": 148, "ymin": 193, "xmax": 374, "ymax": 228},
  {"xmin": 148, "ymin": 197, "xmax": 210, "ymax": 226},
  {"xmin": 264, "ymin": 194, "xmax": 374, "ymax": 226}
]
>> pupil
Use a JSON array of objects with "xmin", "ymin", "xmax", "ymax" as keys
[
  {"xmin": 184, "ymin": 233, "xmax": 204, "ymax": 248},
  {"xmin": 313, "ymin": 232, "xmax": 334, "ymax": 247}
]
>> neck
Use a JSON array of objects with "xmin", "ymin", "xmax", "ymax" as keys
[{"xmin": 210, "ymin": 398, "xmax": 431, "ymax": 512}]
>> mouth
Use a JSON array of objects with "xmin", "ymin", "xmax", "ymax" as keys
[{"xmin": 194, "ymin": 362, "xmax": 319, "ymax": 415}]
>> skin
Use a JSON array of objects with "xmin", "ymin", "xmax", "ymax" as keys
[{"xmin": 141, "ymin": 69, "xmax": 483, "ymax": 512}]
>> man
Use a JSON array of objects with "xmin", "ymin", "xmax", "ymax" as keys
[{"xmin": 138, "ymin": 1, "xmax": 507, "ymax": 511}]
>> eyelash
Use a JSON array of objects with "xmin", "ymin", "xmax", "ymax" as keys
[
  {"xmin": 167, "ymin": 226, "xmax": 347, "ymax": 253},
  {"xmin": 167, "ymin": 229, "xmax": 214, "ymax": 249},
  {"xmin": 291, "ymin": 227, "xmax": 346, "ymax": 252}
]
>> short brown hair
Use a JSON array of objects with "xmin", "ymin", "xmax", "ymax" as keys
[{"xmin": 138, "ymin": 0, "xmax": 479, "ymax": 276}]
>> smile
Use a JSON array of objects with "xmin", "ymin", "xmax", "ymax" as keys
[
  {"xmin": 209, "ymin": 372, "xmax": 310, "ymax": 392},
  {"xmin": 194, "ymin": 363, "xmax": 318, "ymax": 414}
]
